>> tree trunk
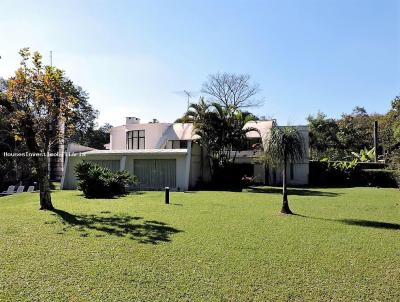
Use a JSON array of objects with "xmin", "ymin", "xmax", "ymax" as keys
[
  {"xmin": 281, "ymin": 159, "xmax": 293, "ymax": 215},
  {"xmin": 37, "ymin": 156, "xmax": 54, "ymax": 210}
]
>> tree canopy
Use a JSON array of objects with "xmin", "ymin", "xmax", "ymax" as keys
[
  {"xmin": 185, "ymin": 97, "xmax": 257, "ymax": 171},
  {"xmin": 307, "ymin": 100, "xmax": 399, "ymax": 163},
  {"xmin": 201, "ymin": 72, "xmax": 262, "ymax": 109},
  {"xmin": 0, "ymin": 48, "xmax": 94, "ymax": 209}
]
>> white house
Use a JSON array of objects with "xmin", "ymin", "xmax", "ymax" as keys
[{"xmin": 61, "ymin": 117, "xmax": 309, "ymax": 191}]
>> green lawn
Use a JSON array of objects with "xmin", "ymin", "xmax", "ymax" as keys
[{"xmin": 0, "ymin": 187, "xmax": 399, "ymax": 301}]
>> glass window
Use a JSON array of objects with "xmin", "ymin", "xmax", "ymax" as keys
[
  {"xmin": 139, "ymin": 137, "xmax": 145, "ymax": 149},
  {"xmin": 180, "ymin": 140, "xmax": 188, "ymax": 149},
  {"xmin": 167, "ymin": 140, "xmax": 188, "ymax": 149},
  {"xmin": 172, "ymin": 141, "xmax": 180, "ymax": 149},
  {"xmin": 132, "ymin": 138, "xmax": 138, "ymax": 149},
  {"xmin": 127, "ymin": 130, "xmax": 145, "ymax": 149}
]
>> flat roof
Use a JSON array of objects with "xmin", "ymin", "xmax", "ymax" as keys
[{"xmin": 80, "ymin": 149, "xmax": 188, "ymax": 156}]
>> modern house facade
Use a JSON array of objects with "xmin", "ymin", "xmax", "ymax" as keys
[{"xmin": 61, "ymin": 117, "xmax": 309, "ymax": 191}]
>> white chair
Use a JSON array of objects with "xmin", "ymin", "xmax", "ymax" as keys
[
  {"xmin": 15, "ymin": 186, "xmax": 25, "ymax": 193},
  {"xmin": 27, "ymin": 186, "xmax": 35, "ymax": 193},
  {"xmin": 0, "ymin": 186, "xmax": 16, "ymax": 195}
]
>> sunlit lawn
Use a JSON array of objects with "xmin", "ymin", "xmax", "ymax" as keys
[{"xmin": 0, "ymin": 187, "xmax": 399, "ymax": 301}]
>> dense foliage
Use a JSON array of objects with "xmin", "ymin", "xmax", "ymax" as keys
[
  {"xmin": 183, "ymin": 97, "xmax": 258, "ymax": 188},
  {"xmin": 309, "ymin": 161, "xmax": 398, "ymax": 188},
  {"xmin": 0, "ymin": 49, "xmax": 106, "ymax": 193},
  {"xmin": 75, "ymin": 161, "xmax": 137, "ymax": 198},
  {"xmin": 0, "ymin": 49, "xmax": 97, "ymax": 209},
  {"xmin": 308, "ymin": 99, "xmax": 400, "ymax": 166},
  {"xmin": 73, "ymin": 123, "xmax": 113, "ymax": 150},
  {"xmin": 181, "ymin": 73, "xmax": 261, "ymax": 185}
]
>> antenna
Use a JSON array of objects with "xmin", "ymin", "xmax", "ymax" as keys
[
  {"xmin": 183, "ymin": 90, "xmax": 193, "ymax": 110},
  {"xmin": 172, "ymin": 90, "xmax": 198, "ymax": 111}
]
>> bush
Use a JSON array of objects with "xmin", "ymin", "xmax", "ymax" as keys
[
  {"xmin": 387, "ymin": 149, "xmax": 400, "ymax": 189},
  {"xmin": 360, "ymin": 169, "xmax": 398, "ymax": 188},
  {"xmin": 210, "ymin": 162, "xmax": 254, "ymax": 191},
  {"xmin": 75, "ymin": 161, "xmax": 138, "ymax": 198},
  {"xmin": 310, "ymin": 160, "xmax": 398, "ymax": 188}
]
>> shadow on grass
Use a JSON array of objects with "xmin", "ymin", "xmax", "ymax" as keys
[
  {"xmin": 247, "ymin": 187, "xmax": 340, "ymax": 197},
  {"xmin": 77, "ymin": 191, "xmax": 146, "ymax": 199},
  {"xmin": 339, "ymin": 219, "xmax": 400, "ymax": 230},
  {"xmin": 50, "ymin": 209, "xmax": 182, "ymax": 244},
  {"xmin": 295, "ymin": 214, "xmax": 400, "ymax": 230}
]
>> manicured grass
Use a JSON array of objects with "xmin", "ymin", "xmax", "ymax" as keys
[{"xmin": 0, "ymin": 187, "xmax": 399, "ymax": 301}]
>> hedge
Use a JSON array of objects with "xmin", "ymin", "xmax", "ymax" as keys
[{"xmin": 309, "ymin": 161, "xmax": 398, "ymax": 188}]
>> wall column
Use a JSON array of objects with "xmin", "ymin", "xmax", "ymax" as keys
[
  {"xmin": 184, "ymin": 142, "xmax": 192, "ymax": 190},
  {"xmin": 120, "ymin": 156, "xmax": 127, "ymax": 171}
]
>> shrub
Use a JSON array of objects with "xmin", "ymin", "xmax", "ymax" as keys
[
  {"xmin": 360, "ymin": 169, "xmax": 398, "ymax": 188},
  {"xmin": 211, "ymin": 162, "xmax": 253, "ymax": 191},
  {"xmin": 75, "ymin": 161, "xmax": 138, "ymax": 198},
  {"xmin": 310, "ymin": 160, "xmax": 398, "ymax": 188}
]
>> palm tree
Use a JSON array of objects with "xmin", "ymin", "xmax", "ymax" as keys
[
  {"xmin": 183, "ymin": 98, "xmax": 258, "ymax": 183},
  {"xmin": 263, "ymin": 126, "xmax": 304, "ymax": 214}
]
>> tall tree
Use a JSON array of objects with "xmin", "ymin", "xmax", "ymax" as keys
[
  {"xmin": 64, "ymin": 86, "xmax": 98, "ymax": 145},
  {"xmin": 78, "ymin": 123, "xmax": 113, "ymax": 149},
  {"xmin": 336, "ymin": 107, "xmax": 374, "ymax": 157},
  {"xmin": 380, "ymin": 96, "xmax": 400, "ymax": 153},
  {"xmin": 201, "ymin": 72, "xmax": 261, "ymax": 109},
  {"xmin": 307, "ymin": 112, "xmax": 340, "ymax": 160},
  {"xmin": 262, "ymin": 127, "xmax": 304, "ymax": 214},
  {"xmin": 1, "ymin": 48, "xmax": 91, "ymax": 210},
  {"xmin": 185, "ymin": 97, "xmax": 257, "ymax": 176}
]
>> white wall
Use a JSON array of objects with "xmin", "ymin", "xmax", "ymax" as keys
[
  {"xmin": 61, "ymin": 152, "xmax": 190, "ymax": 191},
  {"xmin": 234, "ymin": 125, "xmax": 310, "ymax": 185},
  {"xmin": 110, "ymin": 123, "xmax": 172, "ymax": 150},
  {"xmin": 189, "ymin": 142, "xmax": 212, "ymax": 188},
  {"xmin": 267, "ymin": 125, "xmax": 310, "ymax": 185}
]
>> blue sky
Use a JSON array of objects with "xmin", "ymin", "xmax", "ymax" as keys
[{"xmin": 0, "ymin": 0, "xmax": 399, "ymax": 126}]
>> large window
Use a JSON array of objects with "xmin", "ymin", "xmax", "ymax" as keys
[
  {"xmin": 166, "ymin": 140, "xmax": 188, "ymax": 149},
  {"xmin": 133, "ymin": 159, "xmax": 176, "ymax": 189},
  {"xmin": 127, "ymin": 130, "xmax": 145, "ymax": 149}
]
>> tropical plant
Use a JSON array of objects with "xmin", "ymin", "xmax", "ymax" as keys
[
  {"xmin": 184, "ymin": 98, "xmax": 258, "ymax": 179},
  {"xmin": 75, "ymin": 161, "xmax": 137, "ymax": 198},
  {"xmin": 351, "ymin": 147, "xmax": 375, "ymax": 162},
  {"xmin": 262, "ymin": 126, "xmax": 304, "ymax": 214}
]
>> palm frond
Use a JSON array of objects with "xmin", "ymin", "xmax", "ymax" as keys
[{"xmin": 263, "ymin": 126, "xmax": 304, "ymax": 167}]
